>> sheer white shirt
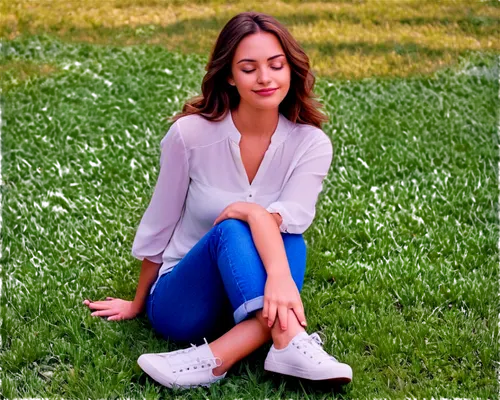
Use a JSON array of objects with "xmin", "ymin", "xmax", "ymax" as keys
[{"xmin": 131, "ymin": 110, "xmax": 333, "ymax": 294}]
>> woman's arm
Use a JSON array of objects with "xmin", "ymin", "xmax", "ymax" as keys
[
  {"xmin": 83, "ymin": 258, "xmax": 161, "ymax": 320},
  {"xmin": 132, "ymin": 120, "xmax": 190, "ymax": 263},
  {"xmin": 247, "ymin": 209, "xmax": 307, "ymax": 330},
  {"xmin": 266, "ymin": 133, "xmax": 333, "ymax": 234},
  {"xmin": 131, "ymin": 258, "xmax": 162, "ymax": 313},
  {"xmin": 84, "ymin": 120, "xmax": 188, "ymax": 321},
  {"xmin": 270, "ymin": 212, "xmax": 283, "ymax": 228},
  {"xmin": 213, "ymin": 202, "xmax": 305, "ymax": 329}
]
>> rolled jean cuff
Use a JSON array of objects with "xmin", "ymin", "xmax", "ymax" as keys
[{"xmin": 233, "ymin": 295, "xmax": 264, "ymax": 324}]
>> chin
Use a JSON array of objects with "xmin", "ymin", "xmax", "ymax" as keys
[
  {"xmin": 252, "ymin": 97, "xmax": 283, "ymax": 106},
  {"xmin": 252, "ymin": 103, "xmax": 282, "ymax": 111},
  {"xmin": 240, "ymin": 93, "xmax": 283, "ymax": 110}
]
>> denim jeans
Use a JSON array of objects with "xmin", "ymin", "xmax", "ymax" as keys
[{"xmin": 145, "ymin": 219, "xmax": 307, "ymax": 345}]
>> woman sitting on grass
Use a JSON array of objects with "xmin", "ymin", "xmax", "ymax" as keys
[{"xmin": 83, "ymin": 11, "xmax": 353, "ymax": 389}]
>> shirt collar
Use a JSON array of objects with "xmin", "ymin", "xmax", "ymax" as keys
[{"xmin": 223, "ymin": 109, "xmax": 289, "ymax": 147}]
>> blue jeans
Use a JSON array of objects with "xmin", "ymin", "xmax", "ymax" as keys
[{"xmin": 145, "ymin": 219, "xmax": 307, "ymax": 345}]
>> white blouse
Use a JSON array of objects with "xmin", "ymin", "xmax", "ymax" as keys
[{"xmin": 131, "ymin": 110, "xmax": 333, "ymax": 294}]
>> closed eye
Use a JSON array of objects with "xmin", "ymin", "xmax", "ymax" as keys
[{"xmin": 242, "ymin": 66, "xmax": 284, "ymax": 73}]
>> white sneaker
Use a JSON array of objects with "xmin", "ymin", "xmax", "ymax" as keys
[
  {"xmin": 264, "ymin": 331, "xmax": 352, "ymax": 383},
  {"xmin": 137, "ymin": 338, "xmax": 227, "ymax": 389}
]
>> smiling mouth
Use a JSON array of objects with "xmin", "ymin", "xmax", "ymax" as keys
[{"xmin": 254, "ymin": 88, "xmax": 278, "ymax": 93}]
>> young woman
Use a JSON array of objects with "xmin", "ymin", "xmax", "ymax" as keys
[{"xmin": 83, "ymin": 11, "xmax": 353, "ymax": 389}]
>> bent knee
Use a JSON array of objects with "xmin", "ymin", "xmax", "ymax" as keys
[{"xmin": 216, "ymin": 218, "xmax": 250, "ymax": 234}]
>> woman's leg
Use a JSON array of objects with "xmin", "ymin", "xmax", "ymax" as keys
[
  {"xmin": 141, "ymin": 220, "xmax": 352, "ymax": 387},
  {"xmin": 146, "ymin": 218, "xmax": 307, "ymax": 371},
  {"xmin": 147, "ymin": 218, "xmax": 306, "ymax": 341},
  {"xmin": 209, "ymin": 309, "xmax": 306, "ymax": 376},
  {"xmin": 203, "ymin": 219, "xmax": 308, "ymax": 374}
]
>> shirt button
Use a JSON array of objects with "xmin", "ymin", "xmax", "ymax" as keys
[{"xmin": 249, "ymin": 194, "xmax": 253, "ymax": 197}]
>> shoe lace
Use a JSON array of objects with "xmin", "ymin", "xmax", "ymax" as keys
[
  {"xmin": 159, "ymin": 338, "xmax": 222, "ymax": 372},
  {"xmin": 295, "ymin": 332, "xmax": 338, "ymax": 364},
  {"xmin": 309, "ymin": 332, "xmax": 326, "ymax": 347}
]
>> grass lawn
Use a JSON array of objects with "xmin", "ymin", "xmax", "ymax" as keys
[{"xmin": 1, "ymin": 1, "xmax": 499, "ymax": 398}]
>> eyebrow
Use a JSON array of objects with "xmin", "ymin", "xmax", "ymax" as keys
[{"xmin": 236, "ymin": 54, "xmax": 285, "ymax": 64}]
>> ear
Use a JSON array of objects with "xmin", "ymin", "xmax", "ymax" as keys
[{"xmin": 227, "ymin": 75, "xmax": 235, "ymax": 86}]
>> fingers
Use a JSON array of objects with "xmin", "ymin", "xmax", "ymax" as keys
[
  {"xmin": 214, "ymin": 211, "xmax": 231, "ymax": 225},
  {"xmin": 213, "ymin": 207, "xmax": 229, "ymax": 226},
  {"xmin": 90, "ymin": 309, "xmax": 117, "ymax": 317},
  {"xmin": 83, "ymin": 297, "xmax": 115, "ymax": 307},
  {"xmin": 86, "ymin": 301, "xmax": 115, "ymax": 311},
  {"xmin": 213, "ymin": 215, "xmax": 224, "ymax": 226},
  {"xmin": 213, "ymin": 202, "xmax": 246, "ymax": 226},
  {"xmin": 293, "ymin": 303, "xmax": 308, "ymax": 327},
  {"xmin": 82, "ymin": 298, "xmax": 122, "ymax": 321},
  {"xmin": 262, "ymin": 299, "xmax": 269, "ymax": 319},
  {"xmin": 267, "ymin": 302, "xmax": 277, "ymax": 328},
  {"xmin": 82, "ymin": 299, "xmax": 97, "ymax": 308},
  {"xmin": 83, "ymin": 298, "xmax": 118, "ymax": 320},
  {"xmin": 277, "ymin": 305, "xmax": 288, "ymax": 331}
]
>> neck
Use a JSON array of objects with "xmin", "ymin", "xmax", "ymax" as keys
[{"xmin": 231, "ymin": 103, "xmax": 279, "ymax": 139}]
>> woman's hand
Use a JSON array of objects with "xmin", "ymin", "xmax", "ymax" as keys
[
  {"xmin": 213, "ymin": 202, "xmax": 263, "ymax": 225},
  {"xmin": 262, "ymin": 273, "xmax": 307, "ymax": 331},
  {"xmin": 82, "ymin": 297, "xmax": 141, "ymax": 321}
]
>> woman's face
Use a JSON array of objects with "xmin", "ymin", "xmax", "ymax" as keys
[{"xmin": 228, "ymin": 32, "xmax": 291, "ymax": 111}]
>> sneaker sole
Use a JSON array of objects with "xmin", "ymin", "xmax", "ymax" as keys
[
  {"xmin": 137, "ymin": 355, "xmax": 212, "ymax": 389},
  {"xmin": 264, "ymin": 359, "xmax": 352, "ymax": 384}
]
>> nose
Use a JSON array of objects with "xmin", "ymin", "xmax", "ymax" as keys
[{"xmin": 257, "ymin": 67, "xmax": 272, "ymax": 85}]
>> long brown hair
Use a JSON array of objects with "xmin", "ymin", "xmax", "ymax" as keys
[{"xmin": 169, "ymin": 11, "xmax": 328, "ymax": 128}]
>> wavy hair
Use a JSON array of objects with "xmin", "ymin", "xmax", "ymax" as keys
[{"xmin": 169, "ymin": 11, "xmax": 328, "ymax": 128}]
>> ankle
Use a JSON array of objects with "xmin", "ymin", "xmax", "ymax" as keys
[
  {"xmin": 208, "ymin": 344, "xmax": 231, "ymax": 376},
  {"xmin": 272, "ymin": 325, "xmax": 305, "ymax": 350},
  {"xmin": 211, "ymin": 363, "xmax": 229, "ymax": 377}
]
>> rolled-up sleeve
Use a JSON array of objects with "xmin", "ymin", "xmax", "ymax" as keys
[
  {"xmin": 266, "ymin": 134, "xmax": 333, "ymax": 234},
  {"xmin": 131, "ymin": 121, "xmax": 189, "ymax": 264}
]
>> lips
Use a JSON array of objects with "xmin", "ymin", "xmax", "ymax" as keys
[{"xmin": 254, "ymin": 88, "xmax": 278, "ymax": 93}]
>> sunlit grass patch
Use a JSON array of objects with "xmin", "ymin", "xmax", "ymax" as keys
[{"xmin": 1, "ymin": 0, "xmax": 498, "ymax": 79}]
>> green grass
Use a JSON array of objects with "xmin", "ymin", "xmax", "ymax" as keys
[
  {"xmin": 1, "ymin": 0, "xmax": 499, "ymax": 80},
  {"xmin": 1, "ymin": 34, "xmax": 498, "ymax": 398}
]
